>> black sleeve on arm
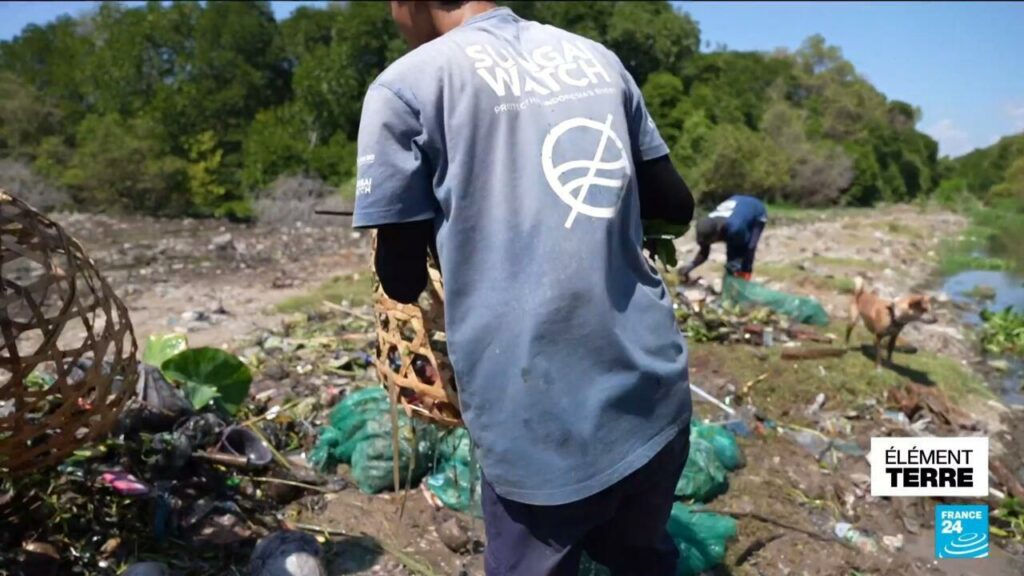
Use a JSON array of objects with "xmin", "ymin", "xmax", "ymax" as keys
[
  {"xmin": 636, "ymin": 154, "xmax": 695, "ymax": 225},
  {"xmin": 685, "ymin": 243, "xmax": 711, "ymax": 272},
  {"xmin": 374, "ymin": 219, "xmax": 433, "ymax": 304}
]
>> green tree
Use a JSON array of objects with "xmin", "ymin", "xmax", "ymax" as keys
[
  {"xmin": 61, "ymin": 114, "xmax": 186, "ymax": 214},
  {"xmin": 185, "ymin": 130, "xmax": 227, "ymax": 213},
  {"xmin": 0, "ymin": 72, "xmax": 62, "ymax": 157},
  {"xmin": 690, "ymin": 123, "xmax": 789, "ymax": 204}
]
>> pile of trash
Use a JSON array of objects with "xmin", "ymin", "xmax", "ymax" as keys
[
  {"xmin": 675, "ymin": 280, "xmax": 833, "ymax": 347},
  {"xmin": 309, "ymin": 388, "xmax": 745, "ymax": 575},
  {"xmin": 309, "ymin": 387, "xmax": 480, "ymax": 515},
  {"xmin": 1, "ymin": 331, "xmax": 349, "ymax": 575}
]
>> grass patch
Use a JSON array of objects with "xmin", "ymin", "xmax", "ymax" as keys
[
  {"xmin": 834, "ymin": 277, "xmax": 856, "ymax": 294},
  {"xmin": 809, "ymin": 255, "xmax": 884, "ymax": 271},
  {"xmin": 939, "ymin": 200, "xmax": 1022, "ymax": 275},
  {"xmin": 757, "ymin": 263, "xmax": 858, "ymax": 294},
  {"xmin": 693, "ymin": 336, "xmax": 991, "ymax": 424},
  {"xmin": 756, "ymin": 263, "xmax": 803, "ymax": 283},
  {"xmin": 938, "ymin": 236, "xmax": 1011, "ymax": 276},
  {"xmin": 275, "ymin": 274, "xmax": 373, "ymax": 313}
]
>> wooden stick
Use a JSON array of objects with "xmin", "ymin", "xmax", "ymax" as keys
[
  {"xmin": 699, "ymin": 509, "xmax": 834, "ymax": 542},
  {"xmin": 245, "ymin": 476, "xmax": 336, "ymax": 493},
  {"xmin": 781, "ymin": 348, "xmax": 847, "ymax": 360},
  {"xmin": 314, "ymin": 210, "xmax": 353, "ymax": 216}
]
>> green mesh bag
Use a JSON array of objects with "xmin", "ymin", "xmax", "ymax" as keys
[
  {"xmin": 350, "ymin": 418, "xmax": 436, "ymax": 494},
  {"xmin": 580, "ymin": 504, "xmax": 737, "ymax": 576},
  {"xmin": 691, "ymin": 421, "xmax": 744, "ymax": 471},
  {"xmin": 424, "ymin": 427, "xmax": 482, "ymax": 516},
  {"xmin": 310, "ymin": 386, "xmax": 437, "ymax": 493},
  {"xmin": 668, "ymin": 504, "xmax": 738, "ymax": 575},
  {"xmin": 722, "ymin": 274, "xmax": 829, "ymax": 326},
  {"xmin": 675, "ymin": 437, "xmax": 729, "ymax": 502}
]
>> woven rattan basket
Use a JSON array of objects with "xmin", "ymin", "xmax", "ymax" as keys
[
  {"xmin": 370, "ymin": 233, "xmax": 461, "ymax": 428},
  {"xmin": 0, "ymin": 190, "xmax": 138, "ymax": 476}
]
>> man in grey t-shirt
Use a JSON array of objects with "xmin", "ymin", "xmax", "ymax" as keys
[{"xmin": 354, "ymin": 2, "xmax": 695, "ymax": 574}]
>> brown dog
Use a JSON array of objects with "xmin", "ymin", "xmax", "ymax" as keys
[{"xmin": 845, "ymin": 277, "xmax": 936, "ymax": 368}]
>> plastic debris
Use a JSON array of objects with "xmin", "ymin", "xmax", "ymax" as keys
[
  {"xmin": 424, "ymin": 428, "xmax": 482, "ymax": 516},
  {"xmin": 692, "ymin": 422, "xmax": 745, "ymax": 471},
  {"xmin": 787, "ymin": 429, "xmax": 832, "ymax": 461},
  {"xmin": 249, "ymin": 531, "xmax": 327, "ymax": 576},
  {"xmin": 676, "ymin": 437, "xmax": 729, "ymax": 502},
  {"xmin": 100, "ymin": 471, "xmax": 151, "ymax": 496},
  {"xmin": 881, "ymin": 533, "xmax": 905, "ymax": 553},
  {"xmin": 722, "ymin": 274, "xmax": 829, "ymax": 326},
  {"xmin": 834, "ymin": 522, "xmax": 880, "ymax": 554}
]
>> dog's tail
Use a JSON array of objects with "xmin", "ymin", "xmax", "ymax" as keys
[{"xmin": 853, "ymin": 276, "xmax": 865, "ymax": 297}]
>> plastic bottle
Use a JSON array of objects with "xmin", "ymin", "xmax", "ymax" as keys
[
  {"xmin": 833, "ymin": 522, "xmax": 880, "ymax": 554},
  {"xmin": 763, "ymin": 326, "xmax": 774, "ymax": 347}
]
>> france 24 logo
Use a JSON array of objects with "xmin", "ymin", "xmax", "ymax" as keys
[{"xmin": 935, "ymin": 505, "xmax": 989, "ymax": 559}]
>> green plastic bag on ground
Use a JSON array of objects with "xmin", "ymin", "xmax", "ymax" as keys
[
  {"xmin": 676, "ymin": 437, "xmax": 728, "ymax": 502},
  {"xmin": 309, "ymin": 386, "xmax": 437, "ymax": 493},
  {"xmin": 691, "ymin": 422, "xmax": 744, "ymax": 471},
  {"xmin": 669, "ymin": 504, "xmax": 738, "ymax": 575},
  {"xmin": 722, "ymin": 274, "xmax": 829, "ymax": 326},
  {"xmin": 423, "ymin": 427, "xmax": 482, "ymax": 516},
  {"xmin": 310, "ymin": 387, "xmax": 392, "ymax": 471},
  {"xmin": 350, "ymin": 418, "xmax": 436, "ymax": 494},
  {"xmin": 579, "ymin": 504, "xmax": 737, "ymax": 576}
]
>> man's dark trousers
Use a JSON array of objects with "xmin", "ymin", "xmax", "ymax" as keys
[{"xmin": 482, "ymin": 429, "xmax": 689, "ymax": 576}]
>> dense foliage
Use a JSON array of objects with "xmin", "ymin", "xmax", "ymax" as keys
[
  {"xmin": 939, "ymin": 132, "xmax": 1024, "ymax": 271},
  {"xmin": 0, "ymin": 1, "xmax": 948, "ymax": 217}
]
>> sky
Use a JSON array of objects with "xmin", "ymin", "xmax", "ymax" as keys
[{"xmin": 1, "ymin": 1, "xmax": 1022, "ymax": 158}]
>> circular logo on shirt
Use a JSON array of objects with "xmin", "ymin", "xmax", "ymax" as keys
[{"xmin": 542, "ymin": 114, "xmax": 630, "ymax": 229}]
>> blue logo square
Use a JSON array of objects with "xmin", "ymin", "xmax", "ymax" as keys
[{"xmin": 935, "ymin": 505, "xmax": 989, "ymax": 559}]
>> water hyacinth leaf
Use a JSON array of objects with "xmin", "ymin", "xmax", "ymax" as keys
[
  {"xmin": 143, "ymin": 333, "xmax": 189, "ymax": 368},
  {"xmin": 183, "ymin": 382, "xmax": 221, "ymax": 411},
  {"xmin": 161, "ymin": 347, "xmax": 253, "ymax": 415}
]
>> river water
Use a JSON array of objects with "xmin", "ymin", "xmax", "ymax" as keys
[{"xmin": 942, "ymin": 269, "xmax": 1024, "ymax": 405}]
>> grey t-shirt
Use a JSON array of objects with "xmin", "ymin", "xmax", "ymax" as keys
[{"xmin": 353, "ymin": 7, "xmax": 691, "ymax": 505}]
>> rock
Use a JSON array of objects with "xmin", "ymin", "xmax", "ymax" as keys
[
  {"xmin": 988, "ymin": 359, "xmax": 1011, "ymax": 372},
  {"xmin": 211, "ymin": 233, "xmax": 235, "ymax": 251},
  {"xmin": 849, "ymin": 473, "xmax": 870, "ymax": 488},
  {"xmin": 263, "ymin": 362, "xmax": 289, "ymax": 381},
  {"xmin": 249, "ymin": 531, "xmax": 326, "ymax": 576},
  {"xmin": 437, "ymin": 516, "xmax": 472, "ymax": 554}
]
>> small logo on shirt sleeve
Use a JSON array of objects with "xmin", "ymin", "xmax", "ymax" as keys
[{"xmin": 355, "ymin": 178, "xmax": 373, "ymax": 196}]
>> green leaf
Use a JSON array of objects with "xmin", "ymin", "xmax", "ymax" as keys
[
  {"xmin": 651, "ymin": 237, "xmax": 679, "ymax": 268},
  {"xmin": 143, "ymin": 333, "xmax": 189, "ymax": 368},
  {"xmin": 25, "ymin": 370, "xmax": 55, "ymax": 391},
  {"xmin": 184, "ymin": 382, "xmax": 221, "ymax": 411},
  {"xmin": 161, "ymin": 347, "xmax": 253, "ymax": 415}
]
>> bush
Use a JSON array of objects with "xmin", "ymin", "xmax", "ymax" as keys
[{"xmin": 0, "ymin": 158, "xmax": 70, "ymax": 211}]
